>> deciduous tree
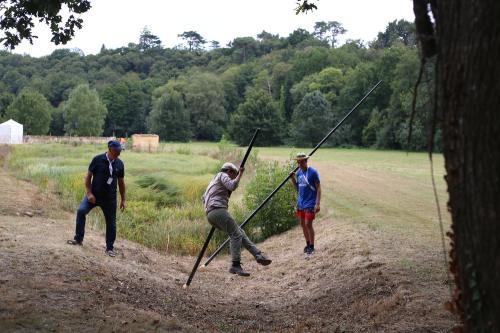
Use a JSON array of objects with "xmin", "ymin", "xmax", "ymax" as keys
[
  {"xmin": 147, "ymin": 86, "xmax": 191, "ymax": 141},
  {"xmin": 289, "ymin": 90, "xmax": 333, "ymax": 147},
  {"xmin": 229, "ymin": 90, "xmax": 283, "ymax": 146},
  {"xmin": 64, "ymin": 84, "xmax": 107, "ymax": 136},
  {"xmin": 5, "ymin": 89, "xmax": 51, "ymax": 134},
  {"xmin": 176, "ymin": 71, "xmax": 226, "ymax": 140}
]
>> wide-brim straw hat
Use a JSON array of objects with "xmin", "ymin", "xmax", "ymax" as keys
[{"xmin": 294, "ymin": 152, "xmax": 310, "ymax": 161}]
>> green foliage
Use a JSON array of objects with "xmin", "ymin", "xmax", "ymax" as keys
[
  {"xmin": 229, "ymin": 90, "xmax": 283, "ymax": 146},
  {"xmin": 290, "ymin": 66, "xmax": 344, "ymax": 108},
  {"xmin": 290, "ymin": 91, "xmax": 333, "ymax": 147},
  {"xmin": 176, "ymin": 71, "xmax": 227, "ymax": 141},
  {"xmin": 178, "ymin": 31, "xmax": 206, "ymax": 51},
  {"xmin": 368, "ymin": 48, "xmax": 433, "ymax": 150},
  {"xmin": 230, "ymin": 37, "xmax": 259, "ymax": 63},
  {"xmin": 0, "ymin": 18, "xmax": 433, "ymax": 152},
  {"xmin": 0, "ymin": 92, "xmax": 14, "ymax": 120},
  {"xmin": 287, "ymin": 28, "xmax": 313, "ymax": 46},
  {"xmin": 291, "ymin": 47, "xmax": 331, "ymax": 81},
  {"xmin": 5, "ymin": 89, "xmax": 51, "ymax": 134},
  {"xmin": 44, "ymin": 71, "xmax": 87, "ymax": 107},
  {"xmin": 313, "ymin": 21, "xmax": 347, "ymax": 47},
  {"xmin": 371, "ymin": 19, "xmax": 416, "ymax": 49},
  {"xmin": 257, "ymin": 30, "xmax": 287, "ymax": 54},
  {"xmin": 0, "ymin": 0, "xmax": 91, "ymax": 49},
  {"xmin": 221, "ymin": 64, "xmax": 257, "ymax": 114},
  {"xmin": 336, "ymin": 63, "xmax": 379, "ymax": 145},
  {"xmin": 1, "ymin": 69, "xmax": 28, "ymax": 94},
  {"xmin": 243, "ymin": 161, "xmax": 297, "ymax": 242},
  {"xmin": 295, "ymin": 0, "xmax": 318, "ymax": 14},
  {"xmin": 147, "ymin": 86, "xmax": 191, "ymax": 141},
  {"xmin": 49, "ymin": 103, "xmax": 66, "ymax": 136},
  {"xmin": 270, "ymin": 62, "xmax": 292, "ymax": 100},
  {"xmin": 362, "ymin": 108, "xmax": 381, "ymax": 147},
  {"xmin": 138, "ymin": 27, "xmax": 162, "ymax": 51},
  {"xmin": 64, "ymin": 84, "xmax": 108, "ymax": 136},
  {"xmin": 101, "ymin": 74, "xmax": 151, "ymax": 136}
]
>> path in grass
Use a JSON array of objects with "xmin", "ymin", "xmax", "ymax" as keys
[{"xmin": 0, "ymin": 145, "xmax": 456, "ymax": 332}]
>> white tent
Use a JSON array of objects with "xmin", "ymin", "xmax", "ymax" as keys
[{"xmin": 0, "ymin": 119, "xmax": 23, "ymax": 144}]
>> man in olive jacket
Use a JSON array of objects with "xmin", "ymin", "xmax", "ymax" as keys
[{"xmin": 203, "ymin": 162, "xmax": 271, "ymax": 276}]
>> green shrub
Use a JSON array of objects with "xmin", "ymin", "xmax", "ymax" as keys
[{"xmin": 243, "ymin": 161, "xmax": 297, "ymax": 242}]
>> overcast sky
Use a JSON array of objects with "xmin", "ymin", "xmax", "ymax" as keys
[{"xmin": 10, "ymin": 0, "xmax": 415, "ymax": 57}]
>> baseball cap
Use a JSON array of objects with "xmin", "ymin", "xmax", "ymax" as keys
[
  {"xmin": 220, "ymin": 162, "xmax": 238, "ymax": 172},
  {"xmin": 108, "ymin": 140, "xmax": 123, "ymax": 151}
]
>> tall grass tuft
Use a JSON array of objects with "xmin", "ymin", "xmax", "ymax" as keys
[
  {"xmin": 136, "ymin": 175, "xmax": 180, "ymax": 207},
  {"xmin": 175, "ymin": 145, "xmax": 192, "ymax": 155}
]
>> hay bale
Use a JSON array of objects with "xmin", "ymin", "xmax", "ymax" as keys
[{"xmin": 131, "ymin": 134, "xmax": 159, "ymax": 152}]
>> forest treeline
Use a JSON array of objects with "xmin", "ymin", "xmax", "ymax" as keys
[{"xmin": 0, "ymin": 19, "xmax": 436, "ymax": 150}]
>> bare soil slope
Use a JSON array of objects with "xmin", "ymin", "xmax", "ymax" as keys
[{"xmin": 0, "ymin": 148, "xmax": 456, "ymax": 332}]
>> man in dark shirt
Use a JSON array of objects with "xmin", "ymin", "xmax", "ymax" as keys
[{"xmin": 67, "ymin": 140, "xmax": 126, "ymax": 257}]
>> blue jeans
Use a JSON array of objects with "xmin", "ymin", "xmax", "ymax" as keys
[{"xmin": 74, "ymin": 196, "xmax": 117, "ymax": 250}]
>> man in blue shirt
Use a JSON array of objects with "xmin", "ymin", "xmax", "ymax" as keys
[
  {"xmin": 67, "ymin": 140, "xmax": 126, "ymax": 257},
  {"xmin": 290, "ymin": 152, "xmax": 321, "ymax": 256}
]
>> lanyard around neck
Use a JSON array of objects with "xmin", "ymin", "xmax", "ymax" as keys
[
  {"xmin": 300, "ymin": 167, "xmax": 315, "ymax": 191},
  {"xmin": 105, "ymin": 153, "xmax": 114, "ymax": 177}
]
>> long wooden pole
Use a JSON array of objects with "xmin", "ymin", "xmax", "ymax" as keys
[
  {"xmin": 183, "ymin": 128, "xmax": 260, "ymax": 288},
  {"xmin": 202, "ymin": 81, "xmax": 382, "ymax": 268}
]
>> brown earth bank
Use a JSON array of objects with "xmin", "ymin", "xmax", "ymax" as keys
[{"xmin": 0, "ymin": 148, "xmax": 456, "ymax": 332}]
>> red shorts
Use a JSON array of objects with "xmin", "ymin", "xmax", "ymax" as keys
[{"xmin": 296, "ymin": 208, "xmax": 315, "ymax": 221}]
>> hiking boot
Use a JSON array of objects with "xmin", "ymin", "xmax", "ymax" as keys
[
  {"xmin": 254, "ymin": 253, "xmax": 272, "ymax": 266},
  {"xmin": 67, "ymin": 239, "xmax": 82, "ymax": 246},
  {"xmin": 105, "ymin": 249, "xmax": 116, "ymax": 257},
  {"xmin": 229, "ymin": 265, "xmax": 250, "ymax": 277},
  {"xmin": 307, "ymin": 246, "xmax": 315, "ymax": 255}
]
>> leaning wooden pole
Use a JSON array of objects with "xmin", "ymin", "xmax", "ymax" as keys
[
  {"xmin": 183, "ymin": 128, "xmax": 260, "ymax": 289},
  {"xmin": 201, "ymin": 80, "xmax": 382, "ymax": 268}
]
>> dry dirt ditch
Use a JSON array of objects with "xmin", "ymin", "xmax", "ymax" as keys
[{"xmin": 0, "ymin": 148, "xmax": 456, "ymax": 332}]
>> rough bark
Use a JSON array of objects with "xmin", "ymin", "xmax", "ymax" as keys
[{"xmin": 437, "ymin": 0, "xmax": 500, "ymax": 331}]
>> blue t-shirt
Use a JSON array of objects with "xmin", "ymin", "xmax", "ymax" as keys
[{"xmin": 296, "ymin": 167, "xmax": 320, "ymax": 210}]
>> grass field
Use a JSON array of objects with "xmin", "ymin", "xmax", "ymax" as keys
[{"xmin": 7, "ymin": 142, "xmax": 450, "ymax": 260}]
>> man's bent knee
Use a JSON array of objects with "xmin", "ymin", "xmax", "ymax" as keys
[{"xmin": 229, "ymin": 227, "xmax": 243, "ymax": 241}]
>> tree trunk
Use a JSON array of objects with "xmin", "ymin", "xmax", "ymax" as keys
[{"xmin": 437, "ymin": 0, "xmax": 500, "ymax": 331}]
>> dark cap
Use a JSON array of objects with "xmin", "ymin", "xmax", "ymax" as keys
[{"xmin": 108, "ymin": 140, "xmax": 123, "ymax": 151}]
